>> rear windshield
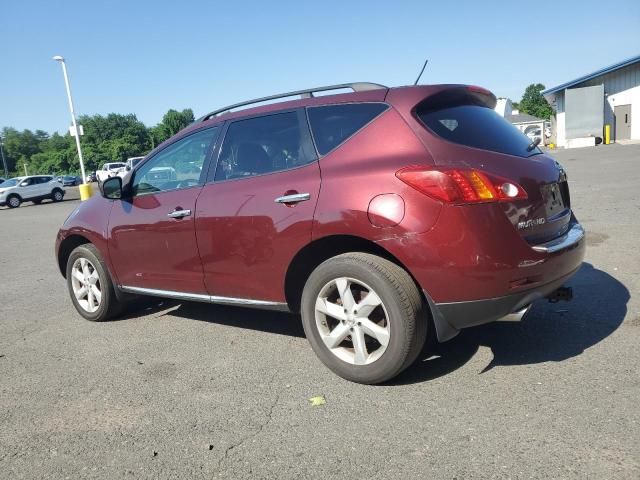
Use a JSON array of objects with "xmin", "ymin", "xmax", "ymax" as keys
[{"xmin": 417, "ymin": 104, "xmax": 541, "ymax": 157}]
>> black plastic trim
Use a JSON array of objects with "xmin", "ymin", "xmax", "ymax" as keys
[{"xmin": 429, "ymin": 267, "xmax": 580, "ymax": 341}]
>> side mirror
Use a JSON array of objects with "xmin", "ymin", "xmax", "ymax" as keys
[
  {"xmin": 126, "ymin": 164, "xmax": 131, "ymax": 171},
  {"xmin": 19, "ymin": 181, "xmax": 29, "ymax": 187},
  {"xmin": 101, "ymin": 176, "xmax": 123, "ymax": 199}
]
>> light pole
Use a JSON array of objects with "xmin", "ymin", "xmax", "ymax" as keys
[
  {"xmin": 52, "ymin": 55, "xmax": 92, "ymax": 200},
  {"xmin": 0, "ymin": 138, "xmax": 8, "ymax": 177}
]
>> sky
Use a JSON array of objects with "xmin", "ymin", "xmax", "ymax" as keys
[{"xmin": 1, "ymin": 0, "xmax": 639, "ymax": 134}]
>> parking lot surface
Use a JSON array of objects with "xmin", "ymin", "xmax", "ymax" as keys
[{"xmin": 1, "ymin": 146, "xmax": 639, "ymax": 479}]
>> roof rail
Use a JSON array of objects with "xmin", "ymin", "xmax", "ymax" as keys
[{"xmin": 196, "ymin": 82, "xmax": 387, "ymax": 122}]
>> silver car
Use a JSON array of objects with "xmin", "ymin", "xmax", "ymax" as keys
[{"xmin": 0, "ymin": 175, "xmax": 65, "ymax": 208}]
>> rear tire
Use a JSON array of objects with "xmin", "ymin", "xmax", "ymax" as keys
[
  {"xmin": 7, "ymin": 195, "xmax": 21, "ymax": 208},
  {"xmin": 66, "ymin": 244, "xmax": 124, "ymax": 321},
  {"xmin": 52, "ymin": 189, "xmax": 64, "ymax": 202},
  {"xmin": 301, "ymin": 253, "xmax": 428, "ymax": 384}
]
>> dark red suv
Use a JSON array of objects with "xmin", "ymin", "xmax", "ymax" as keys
[{"xmin": 56, "ymin": 82, "xmax": 585, "ymax": 384}]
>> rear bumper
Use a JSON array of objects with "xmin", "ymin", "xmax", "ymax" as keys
[
  {"xmin": 428, "ymin": 267, "xmax": 579, "ymax": 341},
  {"xmin": 531, "ymin": 223, "xmax": 585, "ymax": 253}
]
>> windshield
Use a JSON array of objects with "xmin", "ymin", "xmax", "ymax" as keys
[
  {"xmin": 0, "ymin": 178, "xmax": 22, "ymax": 188},
  {"xmin": 108, "ymin": 163, "xmax": 125, "ymax": 170},
  {"xmin": 417, "ymin": 104, "xmax": 542, "ymax": 158}
]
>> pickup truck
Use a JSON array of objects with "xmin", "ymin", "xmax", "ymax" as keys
[
  {"xmin": 96, "ymin": 163, "xmax": 126, "ymax": 183},
  {"xmin": 116, "ymin": 157, "xmax": 145, "ymax": 179}
]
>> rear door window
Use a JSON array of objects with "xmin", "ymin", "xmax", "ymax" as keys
[
  {"xmin": 417, "ymin": 104, "xmax": 541, "ymax": 157},
  {"xmin": 214, "ymin": 111, "xmax": 315, "ymax": 181},
  {"xmin": 307, "ymin": 103, "xmax": 388, "ymax": 155}
]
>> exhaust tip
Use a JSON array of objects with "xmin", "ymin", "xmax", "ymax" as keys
[{"xmin": 498, "ymin": 304, "xmax": 533, "ymax": 322}]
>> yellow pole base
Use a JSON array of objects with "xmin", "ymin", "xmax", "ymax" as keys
[{"xmin": 79, "ymin": 183, "xmax": 93, "ymax": 201}]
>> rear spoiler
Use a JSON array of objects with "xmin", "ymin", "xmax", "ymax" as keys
[{"xmin": 417, "ymin": 85, "xmax": 497, "ymax": 111}]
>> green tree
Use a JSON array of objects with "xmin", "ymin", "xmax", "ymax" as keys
[
  {"xmin": 519, "ymin": 83, "xmax": 553, "ymax": 120},
  {"xmin": 154, "ymin": 108, "xmax": 195, "ymax": 145},
  {"xmin": 1, "ymin": 127, "xmax": 48, "ymax": 175},
  {"xmin": 29, "ymin": 132, "xmax": 75, "ymax": 174},
  {"xmin": 1, "ymin": 107, "xmax": 195, "ymax": 177},
  {"xmin": 77, "ymin": 113, "xmax": 151, "ymax": 170}
]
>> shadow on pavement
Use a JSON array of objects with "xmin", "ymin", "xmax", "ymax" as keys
[
  {"xmin": 126, "ymin": 298, "xmax": 306, "ymax": 338},
  {"xmin": 394, "ymin": 263, "xmax": 628, "ymax": 385},
  {"xmin": 0, "ymin": 197, "xmax": 79, "ymax": 210},
  {"xmin": 117, "ymin": 262, "xmax": 627, "ymax": 385}
]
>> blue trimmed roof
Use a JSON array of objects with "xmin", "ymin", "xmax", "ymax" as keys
[{"xmin": 542, "ymin": 54, "xmax": 640, "ymax": 95}]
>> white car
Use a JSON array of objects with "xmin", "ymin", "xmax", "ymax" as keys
[
  {"xmin": 96, "ymin": 162, "xmax": 126, "ymax": 183},
  {"xmin": 0, "ymin": 175, "xmax": 65, "ymax": 208}
]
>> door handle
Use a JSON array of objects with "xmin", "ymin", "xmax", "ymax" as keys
[
  {"xmin": 167, "ymin": 209, "xmax": 192, "ymax": 219},
  {"xmin": 274, "ymin": 193, "xmax": 311, "ymax": 204}
]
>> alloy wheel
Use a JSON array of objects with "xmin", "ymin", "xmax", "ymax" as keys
[
  {"xmin": 314, "ymin": 277, "xmax": 390, "ymax": 365},
  {"xmin": 70, "ymin": 258, "xmax": 102, "ymax": 313}
]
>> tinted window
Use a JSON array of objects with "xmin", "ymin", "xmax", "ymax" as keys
[
  {"xmin": 307, "ymin": 103, "xmax": 388, "ymax": 155},
  {"xmin": 215, "ymin": 112, "xmax": 314, "ymax": 181},
  {"xmin": 38, "ymin": 176, "xmax": 53, "ymax": 184},
  {"xmin": 133, "ymin": 127, "xmax": 218, "ymax": 195},
  {"xmin": 417, "ymin": 104, "xmax": 541, "ymax": 157}
]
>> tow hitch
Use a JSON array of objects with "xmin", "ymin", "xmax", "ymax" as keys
[{"xmin": 547, "ymin": 286, "xmax": 573, "ymax": 303}]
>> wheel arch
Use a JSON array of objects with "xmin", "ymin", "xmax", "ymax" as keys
[
  {"xmin": 284, "ymin": 234, "xmax": 421, "ymax": 313},
  {"xmin": 57, "ymin": 234, "xmax": 91, "ymax": 278}
]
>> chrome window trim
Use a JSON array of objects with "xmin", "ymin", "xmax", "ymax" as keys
[{"xmin": 119, "ymin": 285, "xmax": 289, "ymax": 311}]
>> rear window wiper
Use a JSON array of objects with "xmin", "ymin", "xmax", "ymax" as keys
[{"xmin": 526, "ymin": 137, "xmax": 541, "ymax": 152}]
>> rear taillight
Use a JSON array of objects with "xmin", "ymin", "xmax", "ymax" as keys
[{"xmin": 396, "ymin": 166, "xmax": 527, "ymax": 204}]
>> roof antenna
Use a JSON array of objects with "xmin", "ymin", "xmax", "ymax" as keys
[{"xmin": 414, "ymin": 58, "xmax": 429, "ymax": 85}]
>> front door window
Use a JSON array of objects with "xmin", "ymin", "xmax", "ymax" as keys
[{"xmin": 133, "ymin": 127, "xmax": 219, "ymax": 196}]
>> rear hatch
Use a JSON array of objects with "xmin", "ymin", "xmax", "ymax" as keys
[{"xmin": 409, "ymin": 87, "xmax": 571, "ymax": 245}]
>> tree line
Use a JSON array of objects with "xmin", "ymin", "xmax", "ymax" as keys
[{"xmin": 1, "ymin": 108, "xmax": 194, "ymax": 177}]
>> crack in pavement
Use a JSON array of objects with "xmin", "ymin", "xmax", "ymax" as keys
[{"xmin": 214, "ymin": 367, "xmax": 283, "ymax": 473}]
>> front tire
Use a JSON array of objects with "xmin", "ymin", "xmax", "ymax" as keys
[
  {"xmin": 66, "ymin": 244, "xmax": 124, "ymax": 321},
  {"xmin": 7, "ymin": 195, "xmax": 21, "ymax": 208},
  {"xmin": 301, "ymin": 253, "xmax": 428, "ymax": 384}
]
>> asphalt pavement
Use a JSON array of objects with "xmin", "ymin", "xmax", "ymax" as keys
[{"xmin": 1, "ymin": 145, "xmax": 638, "ymax": 479}]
